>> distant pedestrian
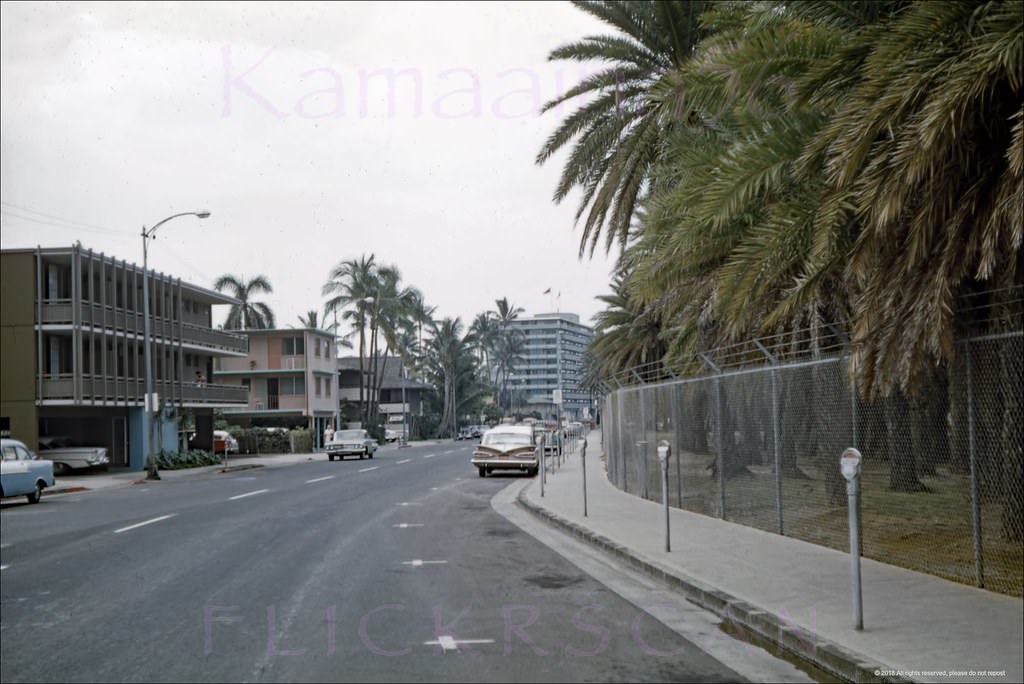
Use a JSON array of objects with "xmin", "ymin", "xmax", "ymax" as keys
[
  {"xmin": 324, "ymin": 425, "xmax": 335, "ymax": 446},
  {"xmin": 195, "ymin": 371, "xmax": 206, "ymax": 386}
]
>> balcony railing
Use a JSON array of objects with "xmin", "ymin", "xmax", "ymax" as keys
[
  {"xmin": 39, "ymin": 300, "xmax": 248, "ymax": 354},
  {"xmin": 40, "ymin": 375, "xmax": 248, "ymax": 405}
]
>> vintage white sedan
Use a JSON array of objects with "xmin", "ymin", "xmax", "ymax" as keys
[
  {"xmin": 37, "ymin": 436, "xmax": 109, "ymax": 474},
  {"xmin": 1, "ymin": 438, "xmax": 55, "ymax": 504},
  {"xmin": 326, "ymin": 429, "xmax": 378, "ymax": 461},
  {"xmin": 471, "ymin": 425, "xmax": 539, "ymax": 477}
]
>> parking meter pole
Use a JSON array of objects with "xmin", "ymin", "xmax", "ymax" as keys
[
  {"xmin": 841, "ymin": 447, "xmax": 864, "ymax": 630},
  {"xmin": 581, "ymin": 438, "xmax": 588, "ymax": 518},
  {"xmin": 540, "ymin": 444, "xmax": 545, "ymax": 497},
  {"xmin": 658, "ymin": 441, "xmax": 671, "ymax": 552}
]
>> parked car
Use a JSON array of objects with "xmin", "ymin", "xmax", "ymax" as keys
[
  {"xmin": 456, "ymin": 426, "xmax": 475, "ymax": 440},
  {"xmin": 326, "ymin": 429, "xmax": 377, "ymax": 461},
  {"xmin": 471, "ymin": 424, "xmax": 538, "ymax": 477},
  {"xmin": 36, "ymin": 436, "xmax": 109, "ymax": 474},
  {"xmin": 213, "ymin": 430, "xmax": 239, "ymax": 455},
  {"xmin": 1, "ymin": 438, "xmax": 55, "ymax": 504},
  {"xmin": 384, "ymin": 429, "xmax": 399, "ymax": 443}
]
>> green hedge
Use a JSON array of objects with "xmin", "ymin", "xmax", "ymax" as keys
[{"xmin": 156, "ymin": 449, "xmax": 222, "ymax": 470}]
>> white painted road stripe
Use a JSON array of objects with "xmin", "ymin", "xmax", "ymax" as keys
[
  {"xmin": 306, "ymin": 475, "xmax": 335, "ymax": 483},
  {"xmin": 114, "ymin": 514, "xmax": 177, "ymax": 534},
  {"xmin": 402, "ymin": 560, "xmax": 448, "ymax": 567},
  {"xmin": 425, "ymin": 636, "xmax": 495, "ymax": 651},
  {"xmin": 229, "ymin": 489, "xmax": 269, "ymax": 501},
  {"xmin": 393, "ymin": 523, "xmax": 425, "ymax": 528},
  {"xmin": 396, "ymin": 458, "xmax": 412, "ymax": 465},
  {"xmin": 359, "ymin": 466, "xmax": 379, "ymax": 473},
  {"xmin": 424, "ymin": 454, "xmax": 435, "ymax": 459},
  {"xmin": 0, "ymin": 565, "xmax": 9, "ymax": 571},
  {"xmin": 397, "ymin": 502, "xmax": 421, "ymax": 506}
]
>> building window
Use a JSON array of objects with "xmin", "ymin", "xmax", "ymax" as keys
[
  {"xmin": 325, "ymin": 377, "xmax": 331, "ymax": 397},
  {"xmin": 315, "ymin": 376, "xmax": 322, "ymax": 397},
  {"xmin": 280, "ymin": 376, "xmax": 305, "ymax": 395},
  {"xmin": 314, "ymin": 339, "xmax": 321, "ymax": 357},
  {"xmin": 283, "ymin": 337, "xmax": 305, "ymax": 356}
]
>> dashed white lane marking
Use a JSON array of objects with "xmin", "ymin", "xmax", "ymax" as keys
[
  {"xmin": 443, "ymin": 450, "xmax": 454, "ymax": 454},
  {"xmin": 306, "ymin": 475, "xmax": 336, "ymax": 483},
  {"xmin": 425, "ymin": 635, "xmax": 495, "ymax": 652},
  {"xmin": 396, "ymin": 502, "xmax": 421, "ymax": 506},
  {"xmin": 401, "ymin": 560, "xmax": 448, "ymax": 567},
  {"xmin": 114, "ymin": 514, "xmax": 177, "ymax": 534},
  {"xmin": 0, "ymin": 565, "xmax": 9, "ymax": 571},
  {"xmin": 393, "ymin": 523, "xmax": 425, "ymax": 528},
  {"xmin": 424, "ymin": 453, "xmax": 436, "ymax": 459},
  {"xmin": 229, "ymin": 489, "xmax": 269, "ymax": 501},
  {"xmin": 431, "ymin": 487, "xmax": 439, "ymax": 491},
  {"xmin": 0, "ymin": 544, "xmax": 10, "ymax": 549},
  {"xmin": 359, "ymin": 466, "xmax": 379, "ymax": 473},
  {"xmin": 396, "ymin": 458, "xmax": 412, "ymax": 465}
]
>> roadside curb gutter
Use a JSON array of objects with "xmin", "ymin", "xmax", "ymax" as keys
[{"xmin": 515, "ymin": 487, "xmax": 912, "ymax": 684}]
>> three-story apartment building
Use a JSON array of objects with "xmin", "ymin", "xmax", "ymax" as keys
[
  {"xmin": 213, "ymin": 328, "xmax": 337, "ymax": 448},
  {"xmin": 0, "ymin": 245, "xmax": 249, "ymax": 469}
]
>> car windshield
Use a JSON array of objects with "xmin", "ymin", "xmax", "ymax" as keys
[
  {"xmin": 482, "ymin": 432, "xmax": 532, "ymax": 446},
  {"xmin": 334, "ymin": 430, "xmax": 364, "ymax": 440}
]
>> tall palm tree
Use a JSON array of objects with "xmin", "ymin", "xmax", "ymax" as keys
[
  {"xmin": 214, "ymin": 274, "xmax": 276, "ymax": 330},
  {"xmin": 420, "ymin": 318, "xmax": 483, "ymax": 437},
  {"xmin": 323, "ymin": 255, "xmax": 377, "ymax": 420},
  {"xmin": 489, "ymin": 297, "xmax": 526, "ymax": 410},
  {"xmin": 537, "ymin": 0, "xmax": 710, "ymax": 256},
  {"xmin": 297, "ymin": 310, "xmax": 320, "ymax": 328}
]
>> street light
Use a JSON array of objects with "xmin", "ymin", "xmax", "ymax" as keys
[{"xmin": 142, "ymin": 211, "xmax": 211, "ymax": 480}]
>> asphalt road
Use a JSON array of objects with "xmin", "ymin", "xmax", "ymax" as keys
[{"xmin": 1, "ymin": 443, "xmax": 786, "ymax": 683}]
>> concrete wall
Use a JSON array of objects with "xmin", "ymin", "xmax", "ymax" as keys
[{"xmin": 0, "ymin": 252, "xmax": 39, "ymax": 446}]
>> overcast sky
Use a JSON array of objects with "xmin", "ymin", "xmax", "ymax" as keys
[{"xmin": 1, "ymin": 1, "xmax": 619, "ymax": 336}]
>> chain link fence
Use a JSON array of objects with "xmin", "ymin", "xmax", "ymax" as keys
[{"xmin": 601, "ymin": 330, "xmax": 1023, "ymax": 597}]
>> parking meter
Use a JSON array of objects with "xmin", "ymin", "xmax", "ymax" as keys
[
  {"xmin": 841, "ymin": 447, "xmax": 864, "ymax": 630},
  {"xmin": 657, "ymin": 440, "xmax": 672, "ymax": 552}
]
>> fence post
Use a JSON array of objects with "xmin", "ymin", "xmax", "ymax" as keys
[
  {"xmin": 715, "ymin": 376, "xmax": 726, "ymax": 519},
  {"xmin": 966, "ymin": 339, "xmax": 984, "ymax": 588},
  {"xmin": 671, "ymin": 382, "xmax": 683, "ymax": 508},
  {"xmin": 756, "ymin": 339, "xmax": 783, "ymax": 535},
  {"xmin": 772, "ymin": 366, "xmax": 783, "ymax": 535}
]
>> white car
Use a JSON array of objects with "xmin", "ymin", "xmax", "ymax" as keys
[
  {"xmin": 1, "ymin": 438, "xmax": 55, "ymax": 504},
  {"xmin": 471, "ymin": 425, "xmax": 538, "ymax": 477},
  {"xmin": 384, "ymin": 429, "xmax": 400, "ymax": 443},
  {"xmin": 37, "ymin": 436, "xmax": 109, "ymax": 474},
  {"xmin": 326, "ymin": 429, "xmax": 378, "ymax": 461}
]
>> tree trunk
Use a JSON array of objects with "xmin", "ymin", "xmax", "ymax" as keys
[
  {"xmin": 886, "ymin": 392, "xmax": 929, "ymax": 492},
  {"xmin": 999, "ymin": 335, "xmax": 1023, "ymax": 541}
]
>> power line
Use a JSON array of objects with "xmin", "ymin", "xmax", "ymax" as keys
[{"xmin": 1, "ymin": 203, "xmax": 124, "ymax": 235}]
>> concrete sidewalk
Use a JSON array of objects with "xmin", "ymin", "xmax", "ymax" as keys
[{"xmin": 517, "ymin": 431, "xmax": 1022, "ymax": 684}]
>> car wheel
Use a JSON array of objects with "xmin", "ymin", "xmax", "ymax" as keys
[
  {"xmin": 26, "ymin": 482, "xmax": 43, "ymax": 504},
  {"xmin": 328, "ymin": 454, "xmax": 334, "ymax": 462},
  {"xmin": 478, "ymin": 467, "xmax": 486, "ymax": 477},
  {"xmin": 53, "ymin": 462, "xmax": 72, "ymax": 476},
  {"xmin": 485, "ymin": 467, "xmax": 493, "ymax": 475},
  {"xmin": 528, "ymin": 467, "xmax": 538, "ymax": 477},
  {"xmin": 359, "ymin": 452, "xmax": 364, "ymax": 459}
]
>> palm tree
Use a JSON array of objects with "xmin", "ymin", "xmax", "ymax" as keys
[
  {"xmin": 214, "ymin": 274, "xmax": 276, "ymax": 330},
  {"xmin": 297, "ymin": 310, "xmax": 320, "ymax": 328},
  {"xmin": 489, "ymin": 298, "xmax": 526, "ymax": 410},
  {"xmin": 420, "ymin": 318, "xmax": 483, "ymax": 437},
  {"xmin": 323, "ymin": 255, "xmax": 377, "ymax": 421},
  {"xmin": 537, "ymin": 0, "xmax": 710, "ymax": 257}
]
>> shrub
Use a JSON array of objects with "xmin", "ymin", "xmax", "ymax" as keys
[
  {"xmin": 156, "ymin": 449, "xmax": 221, "ymax": 470},
  {"xmin": 289, "ymin": 428, "xmax": 313, "ymax": 453}
]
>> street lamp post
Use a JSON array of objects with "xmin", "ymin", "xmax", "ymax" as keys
[{"xmin": 142, "ymin": 211, "xmax": 210, "ymax": 480}]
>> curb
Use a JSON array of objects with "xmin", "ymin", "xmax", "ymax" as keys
[{"xmin": 515, "ymin": 486, "xmax": 913, "ymax": 684}]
